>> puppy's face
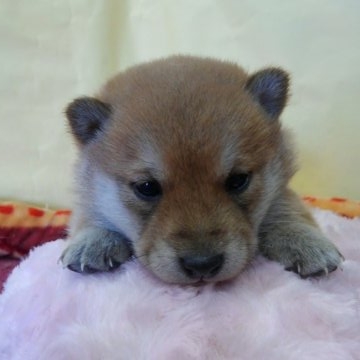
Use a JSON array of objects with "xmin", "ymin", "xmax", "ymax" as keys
[{"xmin": 67, "ymin": 56, "xmax": 294, "ymax": 284}]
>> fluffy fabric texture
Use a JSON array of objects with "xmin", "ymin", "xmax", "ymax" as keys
[{"xmin": 0, "ymin": 209, "xmax": 359, "ymax": 360}]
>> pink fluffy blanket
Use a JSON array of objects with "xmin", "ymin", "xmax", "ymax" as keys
[{"xmin": 0, "ymin": 209, "xmax": 359, "ymax": 360}]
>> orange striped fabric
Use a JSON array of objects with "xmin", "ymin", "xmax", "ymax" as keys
[
  {"xmin": 303, "ymin": 197, "xmax": 360, "ymax": 219},
  {"xmin": 0, "ymin": 202, "xmax": 70, "ymax": 228}
]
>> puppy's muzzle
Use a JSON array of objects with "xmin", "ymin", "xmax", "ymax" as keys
[{"xmin": 179, "ymin": 254, "xmax": 224, "ymax": 279}]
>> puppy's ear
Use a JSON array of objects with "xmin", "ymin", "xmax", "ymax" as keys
[
  {"xmin": 246, "ymin": 68, "xmax": 289, "ymax": 119},
  {"xmin": 66, "ymin": 97, "xmax": 111, "ymax": 145}
]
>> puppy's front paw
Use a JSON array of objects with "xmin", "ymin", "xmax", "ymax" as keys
[
  {"xmin": 60, "ymin": 228, "xmax": 132, "ymax": 273},
  {"xmin": 260, "ymin": 226, "xmax": 344, "ymax": 278},
  {"xmin": 283, "ymin": 238, "xmax": 343, "ymax": 278}
]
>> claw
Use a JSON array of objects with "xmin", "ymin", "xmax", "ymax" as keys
[
  {"xmin": 324, "ymin": 267, "xmax": 329, "ymax": 276},
  {"xmin": 81, "ymin": 262, "xmax": 85, "ymax": 272},
  {"xmin": 285, "ymin": 261, "xmax": 302, "ymax": 275},
  {"xmin": 297, "ymin": 262, "xmax": 301, "ymax": 274},
  {"xmin": 109, "ymin": 257, "xmax": 114, "ymax": 268},
  {"xmin": 58, "ymin": 250, "xmax": 66, "ymax": 265}
]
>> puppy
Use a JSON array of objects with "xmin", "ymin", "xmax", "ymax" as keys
[{"xmin": 61, "ymin": 56, "xmax": 342, "ymax": 284}]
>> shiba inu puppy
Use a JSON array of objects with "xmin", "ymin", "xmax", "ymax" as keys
[{"xmin": 61, "ymin": 56, "xmax": 342, "ymax": 284}]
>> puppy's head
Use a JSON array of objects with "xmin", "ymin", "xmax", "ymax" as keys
[{"xmin": 67, "ymin": 56, "xmax": 295, "ymax": 284}]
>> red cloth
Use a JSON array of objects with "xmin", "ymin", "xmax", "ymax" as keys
[
  {"xmin": 0, "ymin": 258, "xmax": 20, "ymax": 292},
  {"xmin": 0, "ymin": 202, "xmax": 70, "ymax": 291}
]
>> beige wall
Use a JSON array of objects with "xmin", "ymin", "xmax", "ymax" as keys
[{"xmin": 1, "ymin": 0, "xmax": 359, "ymax": 207}]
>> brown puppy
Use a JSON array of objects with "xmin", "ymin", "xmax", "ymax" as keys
[{"xmin": 61, "ymin": 56, "xmax": 342, "ymax": 284}]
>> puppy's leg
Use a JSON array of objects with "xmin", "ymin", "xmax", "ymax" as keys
[
  {"xmin": 259, "ymin": 189, "xmax": 343, "ymax": 278},
  {"xmin": 60, "ymin": 227, "xmax": 133, "ymax": 273}
]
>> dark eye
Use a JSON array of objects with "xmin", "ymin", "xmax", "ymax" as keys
[
  {"xmin": 225, "ymin": 173, "xmax": 251, "ymax": 193},
  {"xmin": 133, "ymin": 180, "xmax": 162, "ymax": 200}
]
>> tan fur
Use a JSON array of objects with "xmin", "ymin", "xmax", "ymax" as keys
[{"xmin": 61, "ymin": 56, "xmax": 342, "ymax": 284}]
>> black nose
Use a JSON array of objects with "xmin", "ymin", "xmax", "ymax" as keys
[{"xmin": 179, "ymin": 254, "xmax": 224, "ymax": 278}]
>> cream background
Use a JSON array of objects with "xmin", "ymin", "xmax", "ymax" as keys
[{"xmin": 1, "ymin": 0, "xmax": 359, "ymax": 207}]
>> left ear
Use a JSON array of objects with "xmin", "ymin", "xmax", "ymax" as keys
[
  {"xmin": 66, "ymin": 96, "xmax": 112, "ymax": 146},
  {"xmin": 246, "ymin": 68, "xmax": 290, "ymax": 119}
]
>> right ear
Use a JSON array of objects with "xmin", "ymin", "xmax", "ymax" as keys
[
  {"xmin": 66, "ymin": 97, "xmax": 112, "ymax": 145},
  {"xmin": 245, "ymin": 68, "xmax": 289, "ymax": 119}
]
